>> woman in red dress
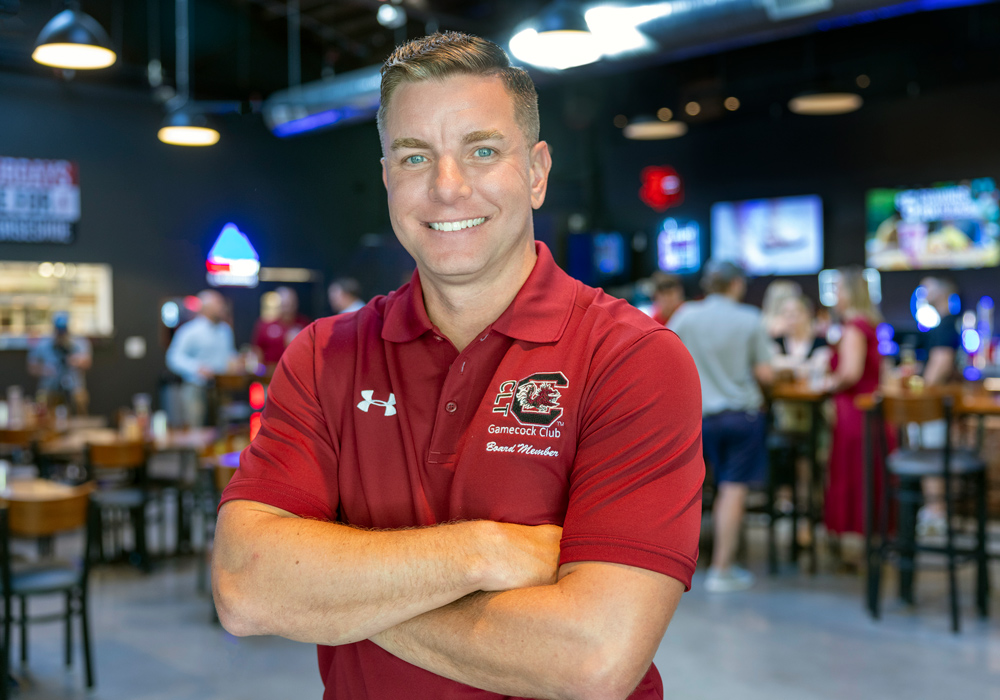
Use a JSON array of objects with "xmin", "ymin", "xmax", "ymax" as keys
[{"xmin": 823, "ymin": 267, "xmax": 886, "ymax": 561}]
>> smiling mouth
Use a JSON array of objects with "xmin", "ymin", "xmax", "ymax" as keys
[{"xmin": 426, "ymin": 217, "xmax": 487, "ymax": 232}]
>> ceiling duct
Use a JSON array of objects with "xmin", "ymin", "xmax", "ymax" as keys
[{"xmin": 262, "ymin": 0, "xmax": 983, "ymax": 138}]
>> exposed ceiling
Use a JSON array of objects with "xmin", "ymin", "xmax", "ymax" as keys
[{"xmin": 2, "ymin": 0, "xmax": 999, "ymax": 121}]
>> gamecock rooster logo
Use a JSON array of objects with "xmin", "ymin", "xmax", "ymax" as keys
[
  {"xmin": 516, "ymin": 381, "xmax": 562, "ymax": 414},
  {"xmin": 511, "ymin": 372, "xmax": 568, "ymax": 426}
]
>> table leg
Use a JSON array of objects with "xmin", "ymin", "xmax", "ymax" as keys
[{"xmin": 807, "ymin": 402, "xmax": 820, "ymax": 574}]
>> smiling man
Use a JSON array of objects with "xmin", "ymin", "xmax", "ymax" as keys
[{"xmin": 213, "ymin": 33, "xmax": 703, "ymax": 700}]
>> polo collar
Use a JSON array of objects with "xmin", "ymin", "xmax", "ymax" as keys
[{"xmin": 381, "ymin": 242, "xmax": 576, "ymax": 345}]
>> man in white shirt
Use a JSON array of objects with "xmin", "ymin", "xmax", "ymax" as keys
[{"xmin": 166, "ymin": 290, "xmax": 237, "ymax": 426}]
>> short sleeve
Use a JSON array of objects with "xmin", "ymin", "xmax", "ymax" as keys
[
  {"xmin": 220, "ymin": 324, "xmax": 340, "ymax": 521},
  {"xmin": 560, "ymin": 329, "xmax": 704, "ymax": 590}
]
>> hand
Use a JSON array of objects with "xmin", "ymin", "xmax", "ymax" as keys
[
  {"xmin": 198, "ymin": 367, "xmax": 215, "ymax": 380},
  {"xmin": 478, "ymin": 523, "xmax": 562, "ymax": 592}
]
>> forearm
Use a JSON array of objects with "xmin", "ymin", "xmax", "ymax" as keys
[
  {"xmin": 213, "ymin": 502, "xmax": 492, "ymax": 645},
  {"xmin": 371, "ymin": 565, "xmax": 676, "ymax": 700}
]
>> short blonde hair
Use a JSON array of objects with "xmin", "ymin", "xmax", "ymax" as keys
[{"xmin": 377, "ymin": 32, "xmax": 540, "ymax": 149}]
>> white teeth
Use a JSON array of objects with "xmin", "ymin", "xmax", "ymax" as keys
[{"xmin": 429, "ymin": 217, "xmax": 486, "ymax": 231}]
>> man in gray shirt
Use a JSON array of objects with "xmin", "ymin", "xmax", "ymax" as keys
[{"xmin": 670, "ymin": 260, "xmax": 774, "ymax": 591}]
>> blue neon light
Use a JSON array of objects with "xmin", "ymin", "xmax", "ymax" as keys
[
  {"xmin": 964, "ymin": 366, "xmax": 982, "ymax": 381},
  {"xmin": 962, "ymin": 329, "xmax": 981, "ymax": 354},
  {"xmin": 817, "ymin": 0, "xmax": 993, "ymax": 31},
  {"xmin": 272, "ymin": 105, "xmax": 373, "ymax": 138},
  {"xmin": 948, "ymin": 294, "xmax": 961, "ymax": 315},
  {"xmin": 876, "ymin": 323, "xmax": 894, "ymax": 342},
  {"xmin": 208, "ymin": 223, "xmax": 258, "ymax": 262},
  {"xmin": 980, "ymin": 296, "xmax": 994, "ymax": 310}
]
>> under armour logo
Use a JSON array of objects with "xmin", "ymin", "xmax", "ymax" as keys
[{"xmin": 357, "ymin": 390, "xmax": 397, "ymax": 416}]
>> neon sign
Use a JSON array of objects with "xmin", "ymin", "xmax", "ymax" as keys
[
  {"xmin": 206, "ymin": 223, "xmax": 259, "ymax": 288},
  {"xmin": 639, "ymin": 166, "xmax": 684, "ymax": 212}
]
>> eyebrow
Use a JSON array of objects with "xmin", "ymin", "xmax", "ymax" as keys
[
  {"xmin": 463, "ymin": 129, "xmax": 504, "ymax": 144},
  {"xmin": 390, "ymin": 137, "xmax": 431, "ymax": 151}
]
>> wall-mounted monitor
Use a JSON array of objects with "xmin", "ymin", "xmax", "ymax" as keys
[
  {"xmin": 657, "ymin": 218, "xmax": 700, "ymax": 273},
  {"xmin": 566, "ymin": 232, "xmax": 630, "ymax": 286},
  {"xmin": 710, "ymin": 195, "xmax": 824, "ymax": 275},
  {"xmin": 865, "ymin": 178, "xmax": 1000, "ymax": 271}
]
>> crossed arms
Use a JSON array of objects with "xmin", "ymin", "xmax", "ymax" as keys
[{"xmin": 213, "ymin": 501, "xmax": 683, "ymax": 700}]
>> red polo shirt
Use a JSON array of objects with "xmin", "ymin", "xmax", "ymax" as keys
[
  {"xmin": 251, "ymin": 314, "xmax": 311, "ymax": 365},
  {"xmin": 221, "ymin": 242, "xmax": 703, "ymax": 700}
]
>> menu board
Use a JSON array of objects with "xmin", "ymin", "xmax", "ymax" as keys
[{"xmin": 0, "ymin": 157, "xmax": 80, "ymax": 244}]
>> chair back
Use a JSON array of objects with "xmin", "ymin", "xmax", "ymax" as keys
[
  {"xmin": 0, "ymin": 428, "xmax": 38, "ymax": 448},
  {"xmin": 880, "ymin": 392, "xmax": 951, "ymax": 426},
  {"xmin": 214, "ymin": 374, "xmax": 250, "ymax": 392},
  {"xmin": 4, "ymin": 482, "xmax": 95, "ymax": 538},
  {"xmin": 86, "ymin": 441, "xmax": 146, "ymax": 469}
]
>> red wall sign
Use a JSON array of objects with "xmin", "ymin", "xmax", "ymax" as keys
[{"xmin": 639, "ymin": 166, "xmax": 684, "ymax": 212}]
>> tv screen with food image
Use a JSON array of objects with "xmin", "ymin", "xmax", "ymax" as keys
[
  {"xmin": 710, "ymin": 195, "xmax": 823, "ymax": 275},
  {"xmin": 866, "ymin": 178, "xmax": 1000, "ymax": 271}
]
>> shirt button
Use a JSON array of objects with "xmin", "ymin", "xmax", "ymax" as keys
[{"xmin": 445, "ymin": 401, "xmax": 458, "ymax": 413}]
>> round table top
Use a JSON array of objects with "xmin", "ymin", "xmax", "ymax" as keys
[{"xmin": 0, "ymin": 478, "xmax": 91, "ymax": 503}]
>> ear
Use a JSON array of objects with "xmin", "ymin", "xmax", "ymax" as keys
[
  {"xmin": 381, "ymin": 157, "xmax": 388, "ymax": 191},
  {"xmin": 528, "ymin": 141, "xmax": 552, "ymax": 210}
]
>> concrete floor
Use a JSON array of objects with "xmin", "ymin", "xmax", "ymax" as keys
[{"xmin": 8, "ymin": 526, "xmax": 1000, "ymax": 699}]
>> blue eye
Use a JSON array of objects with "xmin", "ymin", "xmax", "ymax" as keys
[
  {"xmin": 406, "ymin": 154, "xmax": 426, "ymax": 164},
  {"xmin": 475, "ymin": 147, "xmax": 494, "ymax": 157}
]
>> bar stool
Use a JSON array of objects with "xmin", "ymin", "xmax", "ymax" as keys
[
  {"xmin": 864, "ymin": 391, "xmax": 989, "ymax": 632},
  {"xmin": 84, "ymin": 442, "xmax": 153, "ymax": 572}
]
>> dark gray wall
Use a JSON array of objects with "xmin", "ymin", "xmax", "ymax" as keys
[{"xmin": 0, "ymin": 72, "xmax": 393, "ymax": 416}]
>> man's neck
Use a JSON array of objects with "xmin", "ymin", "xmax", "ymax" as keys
[{"xmin": 420, "ymin": 244, "xmax": 537, "ymax": 352}]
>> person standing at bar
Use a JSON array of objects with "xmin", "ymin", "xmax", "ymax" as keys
[
  {"xmin": 650, "ymin": 271, "xmax": 685, "ymax": 326},
  {"xmin": 251, "ymin": 286, "xmax": 310, "ymax": 367},
  {"xmin": 669, "ymin": 260, "xmax": 774, "ymax": 592},
  {"xmin": 327, "ymin": 277, "xmax": 365, "ymax": 314},
  {"xmin": 27, "ymin": 311, "xmax": 91, "ymax": 414},
  {"xmin": 165, "ymin": 290, "xmax": 237, "ymax": 427},
  {"xmin": 822, "ymin": 267, "xmax": 886, "ymax": 567},
  {"xmin": 213, "ymin": 32, "xmax": 703, "ymax": 700},
  {"xmin": 915, "ymin": 275, "xmax": 962, "ymax": 535}
]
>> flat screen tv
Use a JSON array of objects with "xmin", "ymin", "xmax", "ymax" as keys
[
  {"xmin": 657, "ymin": 218, "xmax": 701, "ymax": 273},
  {"xmin": 710, "ymin": 195, "xmax": 823, "ymax": 275},
  {"xmin": 865, "ymin": 178, "xmax": 1000, "ymax": 271}
]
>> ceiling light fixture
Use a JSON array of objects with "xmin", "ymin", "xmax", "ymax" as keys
[
  {"xmin": 158, "ymin": 110, "xmax": 220, "ymax": 147},
  {"xmin": 623, "ymin": 116, "xmax": 688, "ymax": 140},
  {"xmin": 32, "ymin": 8, "xmax": 117, "ymax": 70},
  {"xmin": 509, "ymin": 0, "xmax": 601, "ymax": 71},
  {"xmin": 788, "ymin": 91, "xmax": 863, "ymax": 115},
  {"xmin": 158, "ymin": 0, "xmax": 220, "ymax": 146}
]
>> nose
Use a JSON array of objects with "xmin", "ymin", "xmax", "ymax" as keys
[{"xmin": 430, "ymin": 156, "xmax": 472, "ymax": 204}]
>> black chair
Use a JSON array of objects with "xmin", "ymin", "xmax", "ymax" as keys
[
  {"xmin": 0, "ymin": 482, "xmax": 98, "ymax": 697},
  {"xmin": 84, "ymin": 442, "xmax": 154, "ymax": 572},
  {"xmin": 864, "ymin": 392, "xmax": 989, "ymax": 633}
]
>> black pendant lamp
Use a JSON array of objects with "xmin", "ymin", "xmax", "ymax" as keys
[{"xmin": 32, "ymin": 7, "xmax": 117, "ymax": 70}]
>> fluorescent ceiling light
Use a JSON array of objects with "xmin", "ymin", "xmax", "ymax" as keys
[
  {"xmin": 509, "ymin": 27, "xmax": 602, "ymax": 70},
  {"xmin": 788, "ymin": 92, "xmax": 863, "ymax": 115},
  {"xmin": 584, "ymin": 3, "xmax": 673, "ymax": 56},
  {"xmin": 624, "ymin": 119, "xmax": 688, "ymax": 140}
]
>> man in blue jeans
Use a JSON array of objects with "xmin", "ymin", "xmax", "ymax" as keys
[{"xmin": 670, "ymin": 260, "xmax": 774, "ymax": 591}]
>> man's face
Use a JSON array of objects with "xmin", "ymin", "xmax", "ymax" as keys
[{"xmin": 381, "ymin": 74, "xmax": 551, "ymax": 288}]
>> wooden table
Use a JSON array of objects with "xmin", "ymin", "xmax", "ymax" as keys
[
  {"xmin": 768, "ymin": 380, "xmax": 830, "ymax": 573},
  {"xmin": 0, "ymin": 478, "xmax": 83, "ymax": 503},
  {"xmin": 38, "ymin": 427, "xmax": 218, "ymax": 459},
  {"xmin": 37, "ymin": 427, "xmax": 218, "ymax": 558}
]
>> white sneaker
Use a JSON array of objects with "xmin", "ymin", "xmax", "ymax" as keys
[{"xmin": 704, "ymin": 565, "xmax": 756, "ymax": 593}]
